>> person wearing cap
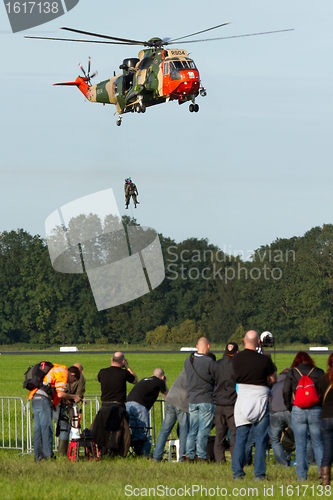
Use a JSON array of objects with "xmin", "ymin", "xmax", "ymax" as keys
[
  {"xmin": 213, "ymin": 342, "xmax": 238, "ymax": 463},
  {"xmin": 124, "ymin": 178, "xmax": 139, "ymax": 209}
]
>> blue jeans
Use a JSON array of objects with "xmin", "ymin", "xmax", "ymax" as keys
[
  {"xmin": 292, "ymin": 406, "xmax": 323, "ymax": 480},
  {"xmin": 31, "ymin": 396, "xmax": 54, "ymax": 460},
  {"xmin": 153, "ymin": 402, "xmax": 189, "ymax": 461},
  {"xmin": 245, "ymin": 425, "xmax": 255, "ymax": 465},
  {"xmin": 232, "ymin": 408, "xmax": 269, "ymax": 479},
  {"xmin": 320, "ymin": 417, "xmax": 333, "ymax": 467},
  {"xmin": 268, "ymin": 411, "xmax": 292, "ymax": 465},
  {"xmin": 186, "ymin": 402, "xmax": 214, "ymax": 460},
  {"xmin": 126, "ymin": 401, "xmax": 151, "ymax": 456}
]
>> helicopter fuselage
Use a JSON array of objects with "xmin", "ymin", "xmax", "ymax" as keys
[
  {"xmin": 68, "ymin": 47, "xmax": 201, "ymax": 113},
  {"xmin": 35, "ymin": 23, "xmax": 293, "ymax": 125},
  {"xmin": 54, "ymin": 43, "xmax": 205, "ymax": 125}
]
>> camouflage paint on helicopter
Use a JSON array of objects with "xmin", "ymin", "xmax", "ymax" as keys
[
  {"xmin": 28, "ymin": 24, "xmax": 293, "ymax": 126},
  {"xmin": 55, "ymin": 39, "xmax": 204, "ymax": 126}
]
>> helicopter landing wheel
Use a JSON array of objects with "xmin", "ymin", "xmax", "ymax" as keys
[
  {"xmin": 135, "ymin": 103, "xmax": 141, "ymax": 113},
  {"xmin": 116, "ymin": 117, "xmax": 122, "ymax": 126},
  {"xmin": 141, "ymin": 105, "xmax": 146, "ymax": 113},
  {"xmin": 189, "ymin": 104, "xmax": 194, "ymax": 113},
  {"xmin": 194, "ymin": 104, "xmax": 199, "ymax": 112}
]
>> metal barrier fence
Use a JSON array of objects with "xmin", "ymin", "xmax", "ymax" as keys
[
  {"xmin": 0, "ymin": 397, "xmax": 25, "ymax": 454},
  {"xmin": 0, "ymin": 395, "xmax": 165, "ymax": 455}
]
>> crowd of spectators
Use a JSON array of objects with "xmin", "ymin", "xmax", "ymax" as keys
[{"xmin": 29, "ymin": 335, "xmax": 333, "ymax": 487}]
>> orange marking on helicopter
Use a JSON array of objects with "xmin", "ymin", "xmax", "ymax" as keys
[
  {"xmin": 54, "ymin": 76, "xmax": 90, "ymax": 98},
  {"xmin": 163, "ymin": 70, "xmax": 200, "ymax": 99}
]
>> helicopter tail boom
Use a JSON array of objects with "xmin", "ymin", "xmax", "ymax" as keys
[{"xmin": 53, "ymin": 76, "xmax": 90, "ymax": 99}]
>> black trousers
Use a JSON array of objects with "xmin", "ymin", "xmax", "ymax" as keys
[{"xmin": 214, "ymin": 404, "xmax": 236, "ymax": 462}]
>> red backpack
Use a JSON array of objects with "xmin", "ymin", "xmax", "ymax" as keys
[{"xmin": 293, "ymin": 367, "xmax": 320, "ymax": 408}]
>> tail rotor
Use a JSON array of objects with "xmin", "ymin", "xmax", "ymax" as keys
[{"xmin": 79, "ymin": 57, "xmax": 98, "ymax": 85}]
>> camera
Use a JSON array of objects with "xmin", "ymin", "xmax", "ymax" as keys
[{"xmin": 260, "ymin": 331, "xmax": 275, "ymax": 348}]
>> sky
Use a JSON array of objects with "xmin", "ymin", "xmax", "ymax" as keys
[{"xmin": 1, "ymin": 0, "xmax": 333, "ymax": 258}]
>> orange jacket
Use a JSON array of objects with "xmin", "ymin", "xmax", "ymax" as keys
[{"xmin": 28, "ymin": 364, "xmax": 68, "ymax": 407}]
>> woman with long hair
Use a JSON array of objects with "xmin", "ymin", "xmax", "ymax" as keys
[
  {"xmin": 318, "ymin": 353, "xmax": 333, "ymax": 486},
  {"xmin": 283, "ymin": 351, "xmax": 324, "ymax": 481}
]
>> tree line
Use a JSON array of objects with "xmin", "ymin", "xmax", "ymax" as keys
[{"xmin": 1, "ymin": 217, "xmax": 332, "ymax": 346}]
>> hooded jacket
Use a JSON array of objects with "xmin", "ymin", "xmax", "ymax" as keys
[{"xmin": 213, "ymin": 353, "xmax": 237, "ymax": 406}]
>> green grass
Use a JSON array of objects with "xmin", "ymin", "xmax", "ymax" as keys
[
  {"xmin": 0, "ymin": 353, "xmax": 328, "ymax": 399},
  {"xmin": 0, "ymin": 352, "xmax": 329, "ymax": 399},
  {"xmin": 0, "ymin": 450, "xmax": 329, "ymax": 500},
  {"xmin": 0, "ymin": 352, "xmax": 332, "ymax": 499},
  {"xmin": 0, "ymin": 353, "xmax": 190, "ymax": 399}
]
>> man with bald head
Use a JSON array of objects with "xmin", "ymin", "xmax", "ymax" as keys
[
  {"xmin": 92, "ymin": 353, "xmax": 137, "ymax": 457},
  {"xmin": 126, "ymin": 368, "xmax": 168, "ymax": 456},
  {"xmin": 98, "ymin": 352, "xmax": 137, "ymax": 406},
  {"xmin": 232, "ymin": 330, "xmax": 276, "ymax": 480},
  {"xmin": 184, "ymin": 336, "xmax": 217, "ymax": 461}
]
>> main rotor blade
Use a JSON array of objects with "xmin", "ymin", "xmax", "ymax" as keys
[
  {"xmin": 25, "ymin": 36, "xmax": 135, "ymax": 45},
  {"xmin": 167, "ymin": 29, "xmax": 294, "ymax": 45},
  {"xmin": 60, "ymin": 26, "xmax": 146, "ymax": 45},
  {"xmin": 169, "ymin": 22, "xmax": 230, "ymax": 43}
]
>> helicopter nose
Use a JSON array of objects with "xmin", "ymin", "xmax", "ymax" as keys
[{"xmin": 176, "ymin": 70, "xmax": 200, "ymax": 95}]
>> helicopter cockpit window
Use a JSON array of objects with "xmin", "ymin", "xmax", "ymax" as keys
[
  {"xmin": 173, "ymin": 60, "xmax": 184, "ymax": 70},
  {"xmin": 181, "ymin": 60, "xmax": 197, "ymax": 70},
  {"xmin": 165, "ymin": 59, "xmax": 197, "ymax": 76},
  {"xmin": 169, "ymin": 61, "xmax": 181, "ymax": 81}
]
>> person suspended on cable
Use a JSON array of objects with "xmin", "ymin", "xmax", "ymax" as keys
[{"xmin": 124, "ymin": 177, "xmax": 139, "ymax": 209}]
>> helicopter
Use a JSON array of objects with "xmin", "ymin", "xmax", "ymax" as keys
[{"xmin": 26, "ymin": 24, "xmax": 293, "ymax": 126}]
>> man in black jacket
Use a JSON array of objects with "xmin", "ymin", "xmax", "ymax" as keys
[
  {"xmin": 213, "ymin": 342, "xmax": 238, "ymax": 463},
  {"xmin": 126, "ymin": 368, "xmax": 168, "ymax": 456}
]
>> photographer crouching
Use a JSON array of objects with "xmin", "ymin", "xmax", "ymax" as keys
[{"xmin": 53, "ymin": 363, "xmax": 86, "ymax": 456}]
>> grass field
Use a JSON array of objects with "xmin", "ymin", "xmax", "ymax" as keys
[
  {"xmin": 0, "ymin": 450, "xmax": 329, "ymax": 500},
  {"xmin": 0, "ymin": 351, "xmax": 331, "ymax": 499},
  {"xmin": 0, "ymin": 351, "xmax": 330, "ymax": 399}
]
